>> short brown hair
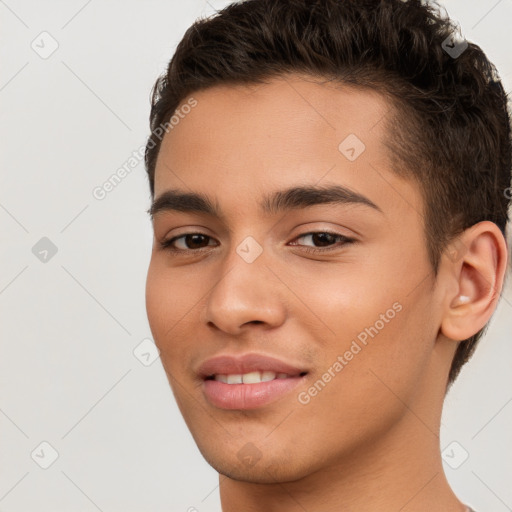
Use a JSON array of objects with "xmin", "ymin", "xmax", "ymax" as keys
[{"xmin": 144, "ymin": 0, "xmax": 512, "ymax": 386}]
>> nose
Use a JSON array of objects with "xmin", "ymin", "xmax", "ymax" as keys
[{"xmin": 201, "ymin": 247, "xmax": 287, "ymax": 336}]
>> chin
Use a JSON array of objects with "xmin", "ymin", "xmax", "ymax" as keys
[{"xmin": 196, "ymin": 440, "xmax": 317, "ymax": 484}]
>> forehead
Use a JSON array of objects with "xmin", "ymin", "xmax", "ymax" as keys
[{"xmin": 153, "ymin": 74, "xmax": 422, "ymax": 223}]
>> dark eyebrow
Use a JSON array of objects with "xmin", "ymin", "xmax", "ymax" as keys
[{"xmin": 147, "ymin": 184, "xmax": 382, "ymax": 219}]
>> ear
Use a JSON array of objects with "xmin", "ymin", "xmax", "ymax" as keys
[{"xmin": 440, "ymin": 221, "xmax": 509, "ymax": 341}]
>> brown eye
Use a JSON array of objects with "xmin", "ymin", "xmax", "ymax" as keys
[
  {"xmin": 299, "ymin": 232, "xmax": 337, "ymax": 247},
  {"xmin": 160, "ymin": 233, "xmax": 217, "ymax": 252},
  {"xmin": 289, "ymin": 231, "xmax": 355, "ymax": 253}
]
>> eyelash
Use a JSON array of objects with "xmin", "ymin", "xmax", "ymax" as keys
[{"xmin": 159, "ymin": 231, "xmax": 356, "ymax": 256}]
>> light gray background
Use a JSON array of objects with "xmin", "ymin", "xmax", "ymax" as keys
[{"xmin": 1, "ymin": 1, "xmax": 511, "ymax": 511}]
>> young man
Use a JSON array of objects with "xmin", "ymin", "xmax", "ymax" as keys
[{"xmin": 144, "ymin": 1, "xmax": 511, "ymax": 510}]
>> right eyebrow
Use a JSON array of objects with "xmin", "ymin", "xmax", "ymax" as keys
[{"xmin": 147, "ymin": 183, "xmax": 383, "ymax": 220}]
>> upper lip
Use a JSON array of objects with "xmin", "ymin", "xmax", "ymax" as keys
[{"xmin": 197, "ymin": 353, "xmax": 308, "ymax": 378}]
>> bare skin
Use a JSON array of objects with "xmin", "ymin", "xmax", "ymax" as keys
[{"xmin": 145, "ymin": 73, "xmax": 508, "ymax": 511}]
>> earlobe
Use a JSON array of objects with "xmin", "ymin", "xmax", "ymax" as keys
[{"xmin": 440, "ymin": 221, "xmax": 508, "ymax": 342}]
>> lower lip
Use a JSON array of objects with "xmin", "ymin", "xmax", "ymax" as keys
[{"xmin": 202, "ymin": 376, "xmax": 306, "ymax": 410}]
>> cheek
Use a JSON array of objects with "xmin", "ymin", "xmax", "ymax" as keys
[
  {"xmin": 145, "ymin": 258, "xmax": 208, "ymax": 376},
  {"xmin": 145, "ymin": 260, "xmax": 187, "ymax": 354},
  {"xmin": 145, "ymin": 260, "xmax": 169, "ymax": 336},
  {"xmin": 145, "ymin": 257, "xmax": 200, "ymax": 326},
  {"xmin": 291, "ymin": 261, "xmax": 400, "ymax": 345},
  {"xmin": 289, "ymin": 294, "xmax": 434, "ymax": 451},
  {"xmin": 303, "ymin": 254, "xmax": 434, "ymax": 384}
]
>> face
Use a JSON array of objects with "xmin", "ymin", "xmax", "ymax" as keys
[{"xmin": 145, "ymin": 74, "xmax": 448, "ymax": 483}]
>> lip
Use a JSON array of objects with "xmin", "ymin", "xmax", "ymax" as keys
[
  {"xmin": 197, "ymin": 353, "xmax": 307, "ymax": 378},
  {"xmin": 197, "ymin": 353, "xmax": 309, "ymax": 410}
]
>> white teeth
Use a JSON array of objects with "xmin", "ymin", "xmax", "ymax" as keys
[
  {"xmin": 242, "ymin": 371, "xmax": 262, "ymax": 384},
  {"xmin": 213, "ymin": 370, "xmax": 288, "ymax": 384}
]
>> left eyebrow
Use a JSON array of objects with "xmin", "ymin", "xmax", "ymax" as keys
[{"xmin": 147, "ymin": 184, "xmax": 383, "ymax": 220}]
